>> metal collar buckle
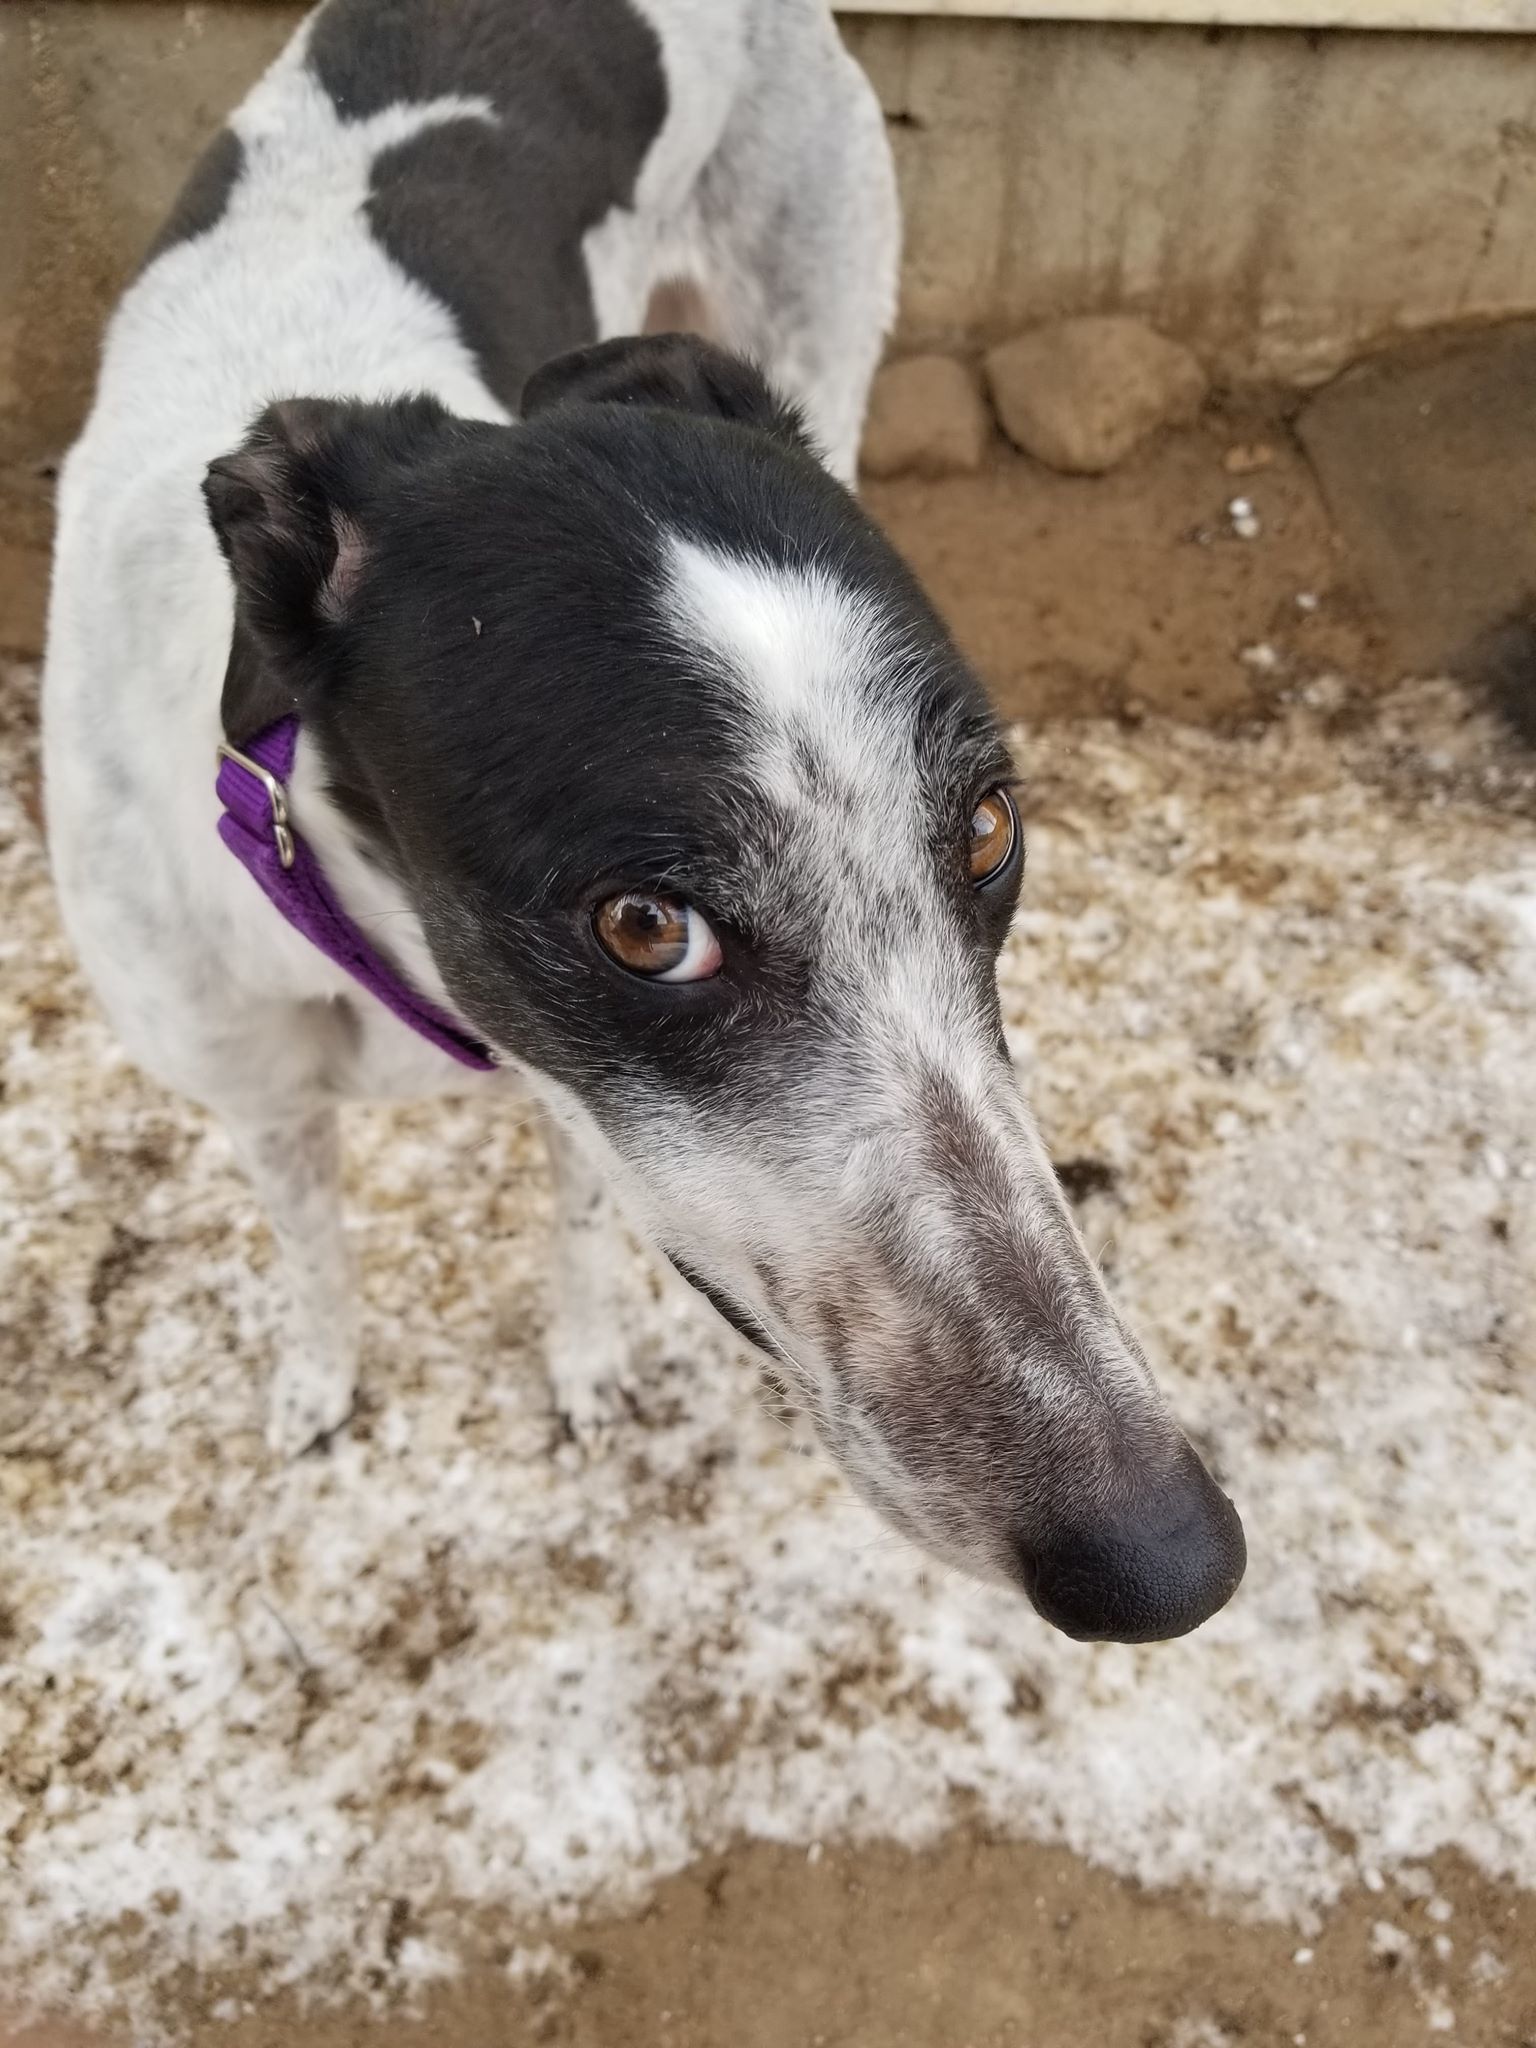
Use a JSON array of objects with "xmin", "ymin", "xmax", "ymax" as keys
[{"xmin": 217, "ymin": 740, "xmax": 296, "ymax": 869}]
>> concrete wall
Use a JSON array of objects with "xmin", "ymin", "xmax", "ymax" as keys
[
  {"xmin": 845, "ymin": 16, "xmax": 1536, "ymax": 380},
  {"xmin": 3, "ymin": 4, "xmax": 1536, "ymax": 648},
  {"xmin": 838, "ymin": 0, "xmax": 1536, "ymax": 23},
  {"xmin": 1, "ymin": 4, "xmax": 305, "ymax": 649}
]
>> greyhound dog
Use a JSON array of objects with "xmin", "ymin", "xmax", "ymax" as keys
[{"xmin": 43, "ymin": 0, "xmax": 1244, "ymax": 1641}]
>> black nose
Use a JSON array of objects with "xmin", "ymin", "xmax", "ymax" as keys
[{"xmin": 1017, "ymin": 1443, "xmax": 1246, "ymax": 1643}]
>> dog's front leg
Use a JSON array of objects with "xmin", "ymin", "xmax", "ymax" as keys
[
  {"xmin": 542, "ymin": 1121, "xmax": 648, "ymax": 1453},
  {"xmin": 226, "ymin": 1104, "xmax": 358, "ymax": 1456}
]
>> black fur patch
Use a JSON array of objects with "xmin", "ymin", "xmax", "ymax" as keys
[
  {"xmin": 307, "ymin": 0, "xmax": 668, "ymax": 409},
  {"xmin": 142, "ymin": 128, "xmax": 245, "ymax": 269},
  {"xmin": 203, "ymin": 344, "xmax": 1004, "ymax": 1127}
]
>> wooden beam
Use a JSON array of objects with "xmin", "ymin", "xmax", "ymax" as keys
[{"xmin": 838, "ymin": 0, "xmax": 1535, "ymax": 28}]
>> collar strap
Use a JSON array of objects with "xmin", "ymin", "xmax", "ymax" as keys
[{"xmin": 216, "ymin": 716, "xmax": 498, "ymax": 1072}]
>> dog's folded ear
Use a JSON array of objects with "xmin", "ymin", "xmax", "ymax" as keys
[
  {"xmin": 204, "ymin": 394, "xmax": 459, "ymax": 733},
  {"xmin": 520, "ymin": 334, "xmax": 814, "ymax": 456}
]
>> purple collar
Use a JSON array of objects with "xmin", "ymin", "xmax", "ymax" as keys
[{"xmin": 216, "ymin": 716, "xmax": 498, "ymax": 1072}]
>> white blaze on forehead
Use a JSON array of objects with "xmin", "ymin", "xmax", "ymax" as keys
[
  {"xmin": 661, "ymin": 537, "xmax": 916, "ymax": 805},
  {"xmin": 659, "ymin": 535, "xmax": 993, "ymax": 1080}
]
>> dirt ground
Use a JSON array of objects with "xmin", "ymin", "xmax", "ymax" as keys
[
  {"xmin": 865, "ymin": 401, "xmax": 1394, "ymax": 730},
  {"xmin": 5, "ymin": 413, "xmax": 1536, "ymax": 2047},
  {"xmin": 29, "ymin": 1840, "xmax": 1501, "ymax": 2048},
  {"xmin": 124, "ymin": 1841, "xmax": 1533, "ymax": 2048}
]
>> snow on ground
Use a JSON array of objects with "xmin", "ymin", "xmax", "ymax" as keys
[{"xmin": 2, "ymin": 661, "xmax": 1534, "ymax": 2031}]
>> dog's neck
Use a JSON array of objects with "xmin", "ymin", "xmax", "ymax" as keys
[{"xmin": 218, "ymin": 637, "xmax": 494, "ymax": 1068}]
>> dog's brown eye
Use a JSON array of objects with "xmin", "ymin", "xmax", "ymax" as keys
[
  {"xmin": 594, "ymin": 892, "xmax": 723, "ymax": 982},
  {"xmin": 969, "ymin": 788, "xmax": 1017, "ymax": 886}
]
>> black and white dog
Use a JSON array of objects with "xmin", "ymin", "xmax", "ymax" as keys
[{"xmin": 43, "ymin": 0, "xmax": 1244, "ymax": 1641}]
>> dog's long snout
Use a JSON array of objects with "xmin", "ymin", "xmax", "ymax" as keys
[{"xmin": 1015, "ymin": 1441, "xmax": 1246, "ymax": 1643}]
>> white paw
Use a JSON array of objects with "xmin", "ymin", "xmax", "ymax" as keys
[
  {"xmin": 545, "ymin": 1326, "xmax": 642, "ymax": 1458},
  {"xmin": 266, "ymin": 1352, "xmax": 357, "ymax": 1457}
]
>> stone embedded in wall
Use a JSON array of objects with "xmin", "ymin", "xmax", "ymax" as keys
[
  {"xmin": 859, "ymin": 354, "xmax": 991, "ymax": 479},
  {"xmin": 984, "ymin": 317, "xmax": 1208, "ymax": 476}
]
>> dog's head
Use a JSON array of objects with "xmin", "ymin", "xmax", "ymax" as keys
[{"xmin": 205, "ymin": 336, "xmax": 1244, "ymax": 1641}]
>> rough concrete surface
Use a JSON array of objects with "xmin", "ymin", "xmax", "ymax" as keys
[
  {"xmin": 0, "ymin": 4, "xmax": 304, "ymax": 650},
  {"xmin": 844, "ymin": 16, "xmax": 1536, "ymax": 377},
  {"xmin": 1299, "ymin": 317, "xmax": 1536, "ymax": 673}
]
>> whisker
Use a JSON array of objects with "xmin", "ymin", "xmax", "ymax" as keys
[{"xmin": 460, "ymin": 1110, "xmax": 544, "ymax": 1155}]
